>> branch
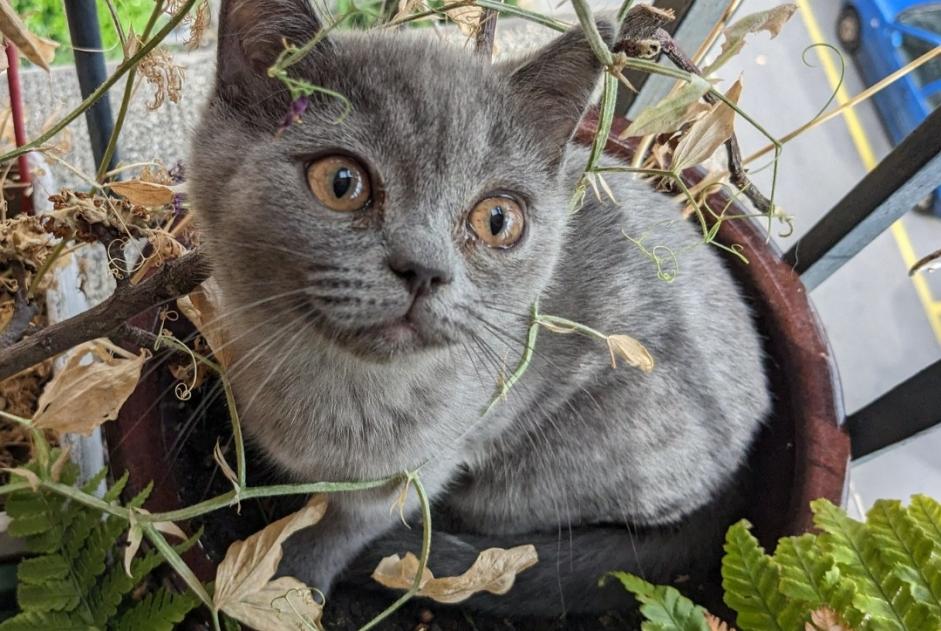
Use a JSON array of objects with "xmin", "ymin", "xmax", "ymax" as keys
[
  {"xmin": 474, "ymin": 0, "xmax": 501, "ymax": 58},
  {"xmin": 651, "ymin": 27, "xmax": 774, "ymax": 215},
  {"xmin": 0, "ymin": 249, "xmax": 210, "ymax": 381},
  {"xmin": 0, "ymin": 264, "xmax": 38, "ymax": 349}
]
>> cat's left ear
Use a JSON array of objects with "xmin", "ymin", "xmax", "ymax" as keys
[
  {"xmin": 215, "ymin": 0, "xmax": 330, "ymax": 110},
  {"xmin": 504, "ymin": 20, "xmax": 615, "ymax": 164}
]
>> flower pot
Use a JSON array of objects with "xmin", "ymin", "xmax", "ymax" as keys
[{"xmin": 104, "ymin": 113, "xmax": 849, "ymax": 629}]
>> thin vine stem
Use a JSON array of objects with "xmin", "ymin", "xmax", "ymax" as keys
[
  {"xmin": 96, "ymin": 0, "xmax": 167, "ymax": 181},
  {"xmin": 143, "ymin": 524, "xmax": 219, "ymax": 630},
  {"xmin": 358, "ymin": 474, "xmax": 432, "ymax": 631}
]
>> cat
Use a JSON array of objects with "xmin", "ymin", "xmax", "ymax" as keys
[{"xmin": 188, "ymin": 0, "xmax": 771, "ymax": 616}]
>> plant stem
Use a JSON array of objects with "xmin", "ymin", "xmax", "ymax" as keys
[
  {"xmin": 484, "ymin": 301, "xmax": 540, "ymax": 414},
  {"xmin": 96, "ymin": 1, "xmax": 167, "ymax": 182},
  {"xmin": 0, "ymin": 0, "xmax": 198, "ymax": 165},
  {"xmin": 358, "ymin": 474, "xmax": 432, "ymax": 631},
  {"xmin": 27, "ymin": 240, "xmax": 66, "ymax": 299},
  {"xmin": 143, "ymin": 524, "xmax": 217, "ymax": 625},
  {"xmin": 570, "ymin": 0, "xmax": 613, "ymax": 65}
]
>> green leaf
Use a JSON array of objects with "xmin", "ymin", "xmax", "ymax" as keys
[
  {"xmin": 0, "ymin": 610, "xmax": 98, "ymax": 631},
  {"xmin": 16, "ymin": 555, "xmax": 69, "ymax": 585},
  {"xmin": 6, "ymin": 511, "xmax": 53, "ymax": 538},
  {"xmin": 16, "ymin": 580, "xmax": 80, "ymax": 613},
  {"xmin": 111, "ymin": 587, "xmax": 201, "ymax": 631},
  {"xmin": 84, "ymin": 467, "xmax": 111, "ymax": 496},
  {"xmin": 774, "ymin": 534, "xmax": 835, "ymax": 606},
  {"xmin": 605, "ymin": 571, "xmax": 709, "ymax": 631},
  {"xmin": 867, "ymin": 500, "xmax": 941, "ymax": 615},
  {"xmin": 909, "ymin": 495, "xmax": 941, "ymax": 551},
  {"xmin": 812, "ymin": 499, "xmax": 939, "ymax": 631},
  {"xmin": 721, "ymin": 520, "xmax": 802, "ymax": 631}
]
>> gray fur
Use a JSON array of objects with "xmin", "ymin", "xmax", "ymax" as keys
[{"xmin": 189, "ymin": 0, "xmax": 770, "ymax": 616}]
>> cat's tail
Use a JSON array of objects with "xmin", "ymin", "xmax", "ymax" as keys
[{"xmin": 342, "ymin": 494, "xmax": 737, "ymax": 617}]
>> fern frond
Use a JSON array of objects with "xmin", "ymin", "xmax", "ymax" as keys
[
  {"xmin": 774, "ymin": 534, "xmax": 835, "ymax": 606},
  {"xmin": 722, "ymin": 520, "xmax": 803, "ymax": 631},
  {"xmin": 812, "ymin": 499, "xmax": 939, "ymax": 630},
  {"xmin": 867, "ymin": 500, "xmax": 941, "ymax": 616},
  {"xmin": 16, "ymin": 555, "xmax": 69, "ymax": 585},
  {"xmin": 111, "ymin": 587, "xmax": 200, "ymax": 631},
  {"xmin": 89, "ymin": 529, "xmax": 201, "ymax": 626},
  {"xmin": 0, "ymin": 610, "xmax": 97, "ymax": 631},
  {"xmin": 909, "ymin": 495, "xmax": 941, "ymax": 552},
  {"xmin": 606, "ymin": 571, "xmax": 710, "ymax": 631}
]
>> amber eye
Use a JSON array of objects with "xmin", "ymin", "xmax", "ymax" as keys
[
  {"xmin": 306, "ymin": 156, "xmax": 372, "ymax": 212},
  {"xmin": 468, "ymin": 196, "xmax": 525, "ymax": 248}
]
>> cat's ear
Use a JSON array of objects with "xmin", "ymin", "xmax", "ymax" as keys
[
  {"xmin": 505, "ymin": 20, "xmax": 615, "ymax": 162},
  {"xmin": 215, "ymin": 0, "xmax": 329, "ymax": 107}
]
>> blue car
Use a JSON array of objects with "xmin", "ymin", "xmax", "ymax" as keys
[{"xmin": 837, "ymin": 1, "xmax": 941, "ymax": 215}]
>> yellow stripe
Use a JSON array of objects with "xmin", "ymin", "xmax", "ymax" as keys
[{"xmin": 797, "ymin": 0, "xmax": 941, "ymax": 344}]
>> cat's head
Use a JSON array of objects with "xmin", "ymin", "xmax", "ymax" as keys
[{"xmin": 189, "ymin": 0, "xmax": 613, "ymax": 361}]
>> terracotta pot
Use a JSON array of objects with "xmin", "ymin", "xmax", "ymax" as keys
[{"xmin": 105, "ymin": 113, "xmax": 849, "ymax": 625}]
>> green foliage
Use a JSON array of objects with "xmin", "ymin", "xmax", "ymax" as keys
[
  {"xmin": 12, "ymin": 0, "xmax": 157, "ymax": 65},
  {"xmin": 606, "ymin": 571, "xmax": 709, "ymax": 631},
  {"xmin": 613, "ymin": 495, "xmax": 941, "ymax": 631},
  {"xmin": 0, "ymin": 453, "xmax": 201, "ymax": 631}
]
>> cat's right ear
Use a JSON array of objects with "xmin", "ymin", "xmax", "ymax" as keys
[
  {"xmin": 215, "ymin": 0, "xmax": 329, "ymax": 110},
  {"xmin": 504, "ymin": 20, "xmax": 615, "ymax": 165}
]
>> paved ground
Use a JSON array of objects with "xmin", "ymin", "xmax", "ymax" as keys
[{"xmin": 5, "ymin": 0, "xmax": 940, "ymax": 510}]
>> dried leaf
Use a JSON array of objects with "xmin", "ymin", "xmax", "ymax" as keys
[
  {"xmin": 32, "ymin": 340, "xmax": 150, "ymax": 436},
  {"xmin": 177, "ymin": 277, "xmax": 232, "ymax": 368},
  {"xmin": 222, "ymin": 576, "xmax": 323, "ymax": 631},
  {"xmin": 704, "ymin": 4, "xmax": 797, "ymax": 75},
  {"xmin": 0, "ymin": 215, "xmax": 54, "ymax": 270},
  {"xmin": 0, "ymin": 0, "xmax": 58, "ymax": 70},
  {"xmin": 910, "ymin": 247, "xmax": 941, "ymax": 276},
  {"xmin": 124, "ymin": 518, "xmax": 142, "ymax": 578},
  {"xmin": 606, "ymin": 334, "xmax": 655, "ymax": 373},
  {"xmin": 372, "ymin": 545, "xmax": 538, "ymax": 604},
  {"xmin": 49, "ymin": 445, "xmax": 71, "ymax": 482},
  {"xmin": 806, "ymin": 607, "xmax": 851, "ymax": 631},
  {"xmin": 109, "ymin": 180, "xmax": 176, "ymax": 207},
  {"xmin": 445, "ymin": 5, "xmax": 484, "ymax": 38},
  {"xmin": 621, "ymin": 76, "xmax": 713, "ymax": 138},
  {"xmin": 4, "ymin": 467, "xmax": 40, "ymax": 491},
  {"xmin": 706, "ymin": 613, "xmax": 736, "ymax": 630},
  {"xmin": 213, "ymin": 440, "xmax": 239, "ymax": 492},
  {"xmin": 213, "ymin": 495, "xmax": 328, "ymax": 617},
  {"xmin": 138, "ymin": 45, "xmax": 185, "ymax": 110},
  {"xmin": 671, "ymin": 79, "xmax": 742, "ymax": 172}
]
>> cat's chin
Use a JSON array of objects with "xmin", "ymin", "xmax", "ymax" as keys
[{"xmin": 332, "ymin": 317, "xmax": 452, "ymax": 361}]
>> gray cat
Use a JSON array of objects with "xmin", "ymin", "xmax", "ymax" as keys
[{"xmin": 189, "ymin": 0, "xmax": 771, "ymax": 616}]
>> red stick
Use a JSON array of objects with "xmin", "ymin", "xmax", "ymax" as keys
[{"xmin": 5, "ymin": 43, "xmax": 33, "ymax": 214}]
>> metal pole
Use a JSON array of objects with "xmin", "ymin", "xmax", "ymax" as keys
[{"xmin": 64, "ymin": 0, "xmax": 118, "ymax": 174}]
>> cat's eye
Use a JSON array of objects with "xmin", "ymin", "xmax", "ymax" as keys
[
  {"xmin": 306, "ymin": 156, "xmax": 372, "ymax": 212},
  {"xmin": 468, "ymin": 196, "xmax": 525, "ymax": 248}
]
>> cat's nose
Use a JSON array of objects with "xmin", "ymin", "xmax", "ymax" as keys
[{"xmin": 387, "ymin": 255, "xmax": 452, "ymax": 295}]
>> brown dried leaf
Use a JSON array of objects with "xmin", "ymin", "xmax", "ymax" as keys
[
  {"xmin": 910, "ymin": 247, "xmax": 941, "ymax": 276},
  {"xmin": 0, "ymin": 215, "xmax": 53, "ymax": 270},
  {"xmin": 223, "ymin": 576, "xmax": 323, "ymax": 631},
  {"xmin": 706, "ymin": 613, "xmax": 736, "ymax": 631},
  {"xmin": 49, "ymin": 445, "xmax": 71, "ymax": 482},
  {"xmin": 671, "ymin": 78, "xmax": 742, "ymax": 172},
  {"xmin": 606, "ymin": 334, "xmax": 655, "ymax": 373},
  {"xmin": 213, "ymin": 495, "xmax": 328, "ymax": 616},
  {"xmin": 445, "ymin": 5, "xmax": 484, "ymax": 38},
  {"xmin": 704, "ymin": 4, "xmax": 798, "ymax": 75},
  {"xmin": 806, "ymin": 607, "xmax": 851, "ymax": 631},
  {"xmin": 138, "ymin": 45, "xmax": 185, "ymax": 110},
  {"xmin": 4, "ymin": 467, "xmax": 40, "ymax": 490},
  {"xmin": 32, "ymin": 340, "xmax": 150, "ymax": 436},
  {"xmin": 0, "ymin": 0, "xmax": 57, "ymax": 70},
  {"xmin": 372, "ymin": 545, "xmax": 538, "ymax": 604},
  {"xmin": 177, "ymin": 277, "xmax": 232, "ymax": 368},
  {"xmin": 109, "ymin": 180, "xmax": 176, "ymax": 207},
  {"xmin": 621, "ymin": 76, "xmax": 713, "ymax": 138}
]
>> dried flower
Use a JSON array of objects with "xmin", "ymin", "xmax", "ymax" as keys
[
  {"xmin": 606, "ymin": 334, "xmax": 655, "ymax": 373},
  {"xmin": 137, "ymin": 42, "xmax": 185, "ymax": 110},
  {"xmin": 276, "ymin": 95, "xmax": 310, "ymax": 136}
]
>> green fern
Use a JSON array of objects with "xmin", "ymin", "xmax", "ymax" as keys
[
  {"xmin": 614, "ymin": 495, "xmax": 941, "ymax": 631},
  {"xmin": 605, "ymin": 571, "xmax": 709, "ymax": 631},
  {"xmin": 721, "ymin": 520, "xmax": 803, "ymax": 631},
  {"xmin": 0, "ymin": 454, "xmax": 202, "ymax": 631}
]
